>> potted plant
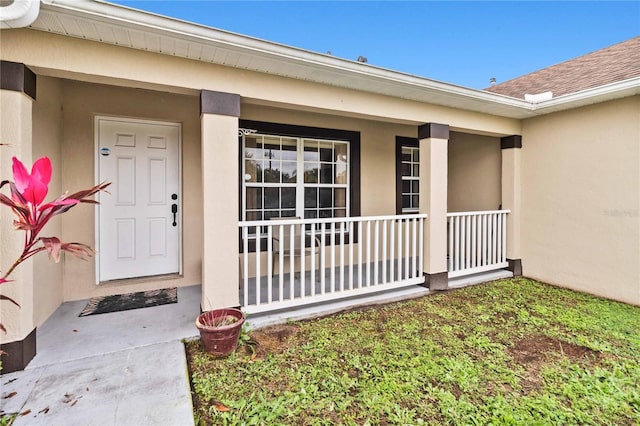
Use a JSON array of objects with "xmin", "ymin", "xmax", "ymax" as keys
[{"xmin": 195, "ymin": 308, "xmax": 245, "ymax": 357}]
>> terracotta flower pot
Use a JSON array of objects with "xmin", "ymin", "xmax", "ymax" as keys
[{"xmin": 195, "ymin": 308, "xmax": 245, "ymax": 357}]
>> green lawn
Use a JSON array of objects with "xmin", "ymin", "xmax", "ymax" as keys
[{"xmin": 186, "ymin": 277, "xmax": 640, "ymax": 425}]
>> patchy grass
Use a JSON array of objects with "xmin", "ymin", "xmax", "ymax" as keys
[{"xmin": 186, "ymin": 277, "xmax": 640, "ymax": 425}]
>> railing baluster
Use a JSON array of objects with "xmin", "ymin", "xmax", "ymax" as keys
[
  {"xmin": 455, "ymin": 216, "xmax": 461, "ymax": 271},
  {"xmin": 404, "ymin": 219, "xmax": 410, "ymax": 280},
  {"xmin": 267, "ymin": 225, "xmax": 273, "ymax": 304},
  {"xmin": 300, "ymin": 223, "xmax": 305, "ymax": 299},
  {"xmin": 502, "ymin": 212, "xmax": 507, "ymax": 263},
  {"xmin": 339, "ymin": 221, "xmax": 345, "ymax": 292},
  {"xmin": 411, "ymin": 218, "xmax": 417, "ymax": 279},
  {"xmin": 366, "ymin": 220, "xmax": 371, "ymax": 287},
  {"xmin": 330, "ymin": 221, "xmax": 336, "ymax": 293},
  {"xmin": 492, "ymin": 213, "xmax": 498, "ymax": 265},
  {"xmin": 358, "ymin": 220, "xmax": 363, "ymax": 288},
  {"xmin": 397, "ymin": 219, "xmax": 403, "ymax": 280},
  {"xmin": 465, "ymin": 216, "xmax": 471, "ymax": 270},
  {"xmin": 390, "ymin": 219, "xmax": 395, "ymax": 282},
  {"xmin": 374, "ymin": 220, "xmax": 379, "ymax": 285},
  {"xmin": 256, "ymin": 228, "xmax": 261, "ymax": 306},
  {"xmin": 311, "ymin": 226, "xmax": 316, "ymax": 297},
  {"xmin": 448, "ymin": 217, "xmax": 453, "ymax": 272},
  {"xmin": 289, "ymin": 223, "xmax": 294, "ymax": 299},
  {"xmin": 418, "ymin": 217, "xmax": 424, "ymax": 276},
  {"xmin": 279, "ymin": 224, "xmax": 284, "ymax": 301},
  {"xmin": 242, "ymin": 226, "xmax": 249, "ymax": 307},
  {"xmin": 349, "ymin": 221, "xmax": 354, "ymax": 290},
  {"xmin": 382, "ymin": 219, "xmax": 388, "ymax": 283},
  {"xmin": 320, "ymin": 222, "xmax": 326, "ymax": 295}
]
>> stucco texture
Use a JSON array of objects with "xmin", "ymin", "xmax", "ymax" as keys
[{"xmin": 521, "ymin": 96, "xmax": 640, "ymax": 305}]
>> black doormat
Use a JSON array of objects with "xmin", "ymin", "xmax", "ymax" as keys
[{"xmin": 79, "ymin": 288, "xmax": 178, "ymax": 317}]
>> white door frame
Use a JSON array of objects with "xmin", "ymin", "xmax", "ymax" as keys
[{"xmin": 94, "ymin": 115, "xmax": 183, "ymax": 284}]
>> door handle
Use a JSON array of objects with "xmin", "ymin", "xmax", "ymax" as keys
[{"xmin": 171, "ymin": 203, "xmax": 178, "ymax": 227}]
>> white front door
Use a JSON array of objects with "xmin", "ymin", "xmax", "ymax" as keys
[{"xmin": 96, "ymin": 117, "xmax": 181, "ymax": 282}]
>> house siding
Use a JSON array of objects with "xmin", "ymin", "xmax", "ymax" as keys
[{"xmin": 521, "ymin": 95, "xmax": 640, "ymax": 305}]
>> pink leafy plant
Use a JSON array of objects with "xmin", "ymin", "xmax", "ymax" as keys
[{"xmin": 0, "ymin": 156, "xmax": 110, "ymax": 333}]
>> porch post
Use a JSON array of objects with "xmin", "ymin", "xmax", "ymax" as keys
[
  {"xmin": 419, "ymin": 123, "xmax": 449, "ymax": 290},
  {"xmin": 0, "ymin": 61, "xmax": 37, "ymax": 373},
  {"xmin": 501, "ymin": 135, "xmax": 522, "ymax": 275},
  {"xmin": 200, "ymin": 90, "xmax": 241, "ymax": 311}
]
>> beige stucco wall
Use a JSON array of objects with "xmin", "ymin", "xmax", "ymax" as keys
[
  {"xmin": 32, "ymin": 76, "xmax": 64, "ymax": 325},
  {"xmin": 448, "ymin": 132, "xmax": 502, "ymax": 212},
  {"xmin": 521, "ymin": 96, "xmax": 640, "ymax": 305},
  {"xmin": 58, "ymin": 80, "xmax": 202, "ymax": 302}
]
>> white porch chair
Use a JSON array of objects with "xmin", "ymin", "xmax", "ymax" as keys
[{"xmin": 270, "ymin": 217, "xmax": 322, "ymax": 279}]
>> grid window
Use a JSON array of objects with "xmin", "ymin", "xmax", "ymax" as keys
[
  {"xmin": 401, "ymin": 146, "xmax": 419, "ymax": 213},
  {"xmin": 243, "ymin": 134, "xmax": 349, "ymax": 224}
]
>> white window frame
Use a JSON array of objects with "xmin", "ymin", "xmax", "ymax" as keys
[
  {"xmin": 242, "ymin": 133, "xmax": 350, "ymax": 222},
  {"xmin": 401, "ymin": 145, "xmax": 419, "ymax": 213}
]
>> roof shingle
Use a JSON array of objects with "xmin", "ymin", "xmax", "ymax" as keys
[{"xmin": 484, "ymin": 36, "xmax": 640, "ymax": 99}]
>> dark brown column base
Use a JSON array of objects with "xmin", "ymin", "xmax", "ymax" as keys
[
  {"xmin": 422, "ymin": 271, "xmax": 448, "ymax": 290},
  {"xmin": 505, "ymin": 258, "xmax": 522, "ymax": 276},
  {"xmin": 0, "ymin": 328, "xmax": 36, "ymax": 374}
]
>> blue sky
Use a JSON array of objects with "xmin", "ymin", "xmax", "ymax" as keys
[{"xmin": 111, "ymin": 1, "xmax": 639, "ymax": 89}]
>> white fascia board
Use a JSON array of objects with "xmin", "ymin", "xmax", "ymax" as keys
[{"xmin": 530, "ymin": 77, "xmax": 640, "ymax": 115}]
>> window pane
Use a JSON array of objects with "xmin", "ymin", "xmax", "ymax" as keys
[
  {"xmin": 281, "ymin": 187, "xmax": 296, "ymax": 209},
  {"xmin": 413, "ymin": 164, "xmax": 419, "ymax": 177},
  {"xmin": 319, "ymin": 188, "xmax": 332, "ymax": 208},
  {"xmin": 281, "ymin": 138, "xmax": 297, "ymax": 160},
  {"xmin": 402, "ymin": 163, "xmax": 411, "ymax": 176},
  {"xmin": 320, "ymin": 163, "xmax": 333, "ymax": 184},
  {"xmin": 335, "ymin": 163, "xmax": 347, "ymax": 184},
  {"xmin": 402, "ymin": 180, "xmax": 411, "ymax": 193},
  {"xmin": 319, "ymin": 209, "xmax": 332, "ymax": 218},
  {"xmin": 264, "ymin": 187, "xmax": 279, "ymax": 209},
  {"xmin": 246, "ymin": 187, "xmax": 262, "ymax": 209},
  {"xmin": 246, "ymin": 211, "xmax": 261, "ymax": 221},
  {"xmin": 304, "ymin": 210, "xmax": 317, "ymax": 219},
  {"xmin": 245, "ymin": 159, "xmax": 262, "ymax": 183},
  {"xmin": 263, "ymin": 140, "xmax": 280, "ymax": 160},
  {"xmin": 319, "ymin": 141, "xmax": 333, "ymax": 162},
  {"xmin": 412, "ymin": 195, "xmax": 419, "ymax": 208},
  {"xmin": 402, "ymin": 195, "xmax": 410, "ymax": 209},
  {"xmin": 402, "ymin": 153, "xmax": 412, "ymax": 162},
  {"xmin": 281, "ymin": 161, "xmax": 297, "ymax": 183},
  {"xmin": 304, "ymin": 163, "xmax": 318, "ymax": 183},
  {"xmin": 282, "ymin": 210, "xmax": 296, "ymax": 218},
  {"xmin": 304, "ymin": 187, "xmax": 317, "ymax": 208},
  {"xmin": 304, "ymin": 140, "xmax": 319, "ymax": 162},
  {"xmin": 412, "ymin": 149, "xmax": 419, "ymax": 162},
  {"xmin": 334, "ymin": 188, "xmax": 346, "ymax": 208},
  {"xmin": 264, "ymin": 210, "xmax": 280, "ymax": 220},
  {"xmin": 335, "ymin": 143, "xmax": 348, "ymax": 162},
  {"xmin": 244, "ymin": 137, "xmax": 261, "ymax": 159},
  {"xmin": 335, "ymin": 209, "xmax": 346, "ymax": 218},
  {"xmin": 264, "ymin": 162, "xmax": 281, "ymax": 183},
  {"xmin": 412, "ymin": 180, "xmax": 419, "ymax": 193}
]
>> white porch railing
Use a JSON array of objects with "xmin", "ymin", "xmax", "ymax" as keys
[
  {"xmin": 447, "ymin": 210, "xmax": 510, "ymax": 278},
  {"xmin": 239, "ymin": 214, "xmax": 427, "ymax": 314}
]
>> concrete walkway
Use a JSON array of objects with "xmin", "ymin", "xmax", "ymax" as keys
[{"xmin": 1, "ymin": 285, "xmax": 201, "ymax": 426}]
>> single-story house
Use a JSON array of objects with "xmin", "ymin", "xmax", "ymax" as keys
[{"xmin": 1, "ymin": 0, "xmax": 638, "ymax": 373}]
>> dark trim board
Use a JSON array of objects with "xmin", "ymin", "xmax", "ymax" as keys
[
  {"xmin": 0, "ymin": 60, "xmax": 36, "ymax": 100},
  {"xmin": 238, "ymin": 120, "xmax": 361, "ymax": 252},
  {"xmin": 200, "ymin": 90, "xmax": 241, "ymax": 117},
  {"xmin": 418, "ymin": 122, "xmax": 449, "ymax": 140},
  {"xmin": 423, "ymin": 271, "xmax": 448, "ymax": 290},
  {"xmin": 501, "ymin": 135, "xmax": 522, "ymax": 149},
  {"xmin": 395, "ymin": 136, "xmax": 419, "ymax": 215},
  {"xmin": 0, "ymin": 328, "xmax": 36, "ymax": 374}
]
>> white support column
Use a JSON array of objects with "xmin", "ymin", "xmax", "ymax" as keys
[
  {"xmin": 200, "ymin": 90, "xmax": 241, "ymax": 311},
  {"xmin": 501, "ymin": 135, "xmax": 522, "ymax": 275},
  {"xmin": 419, "ymin": 123, "xmax": 449, "ymax": 290},
  {"xmin": 0, "ymin": 61, "xmax": 37, "ymax": 373}
]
